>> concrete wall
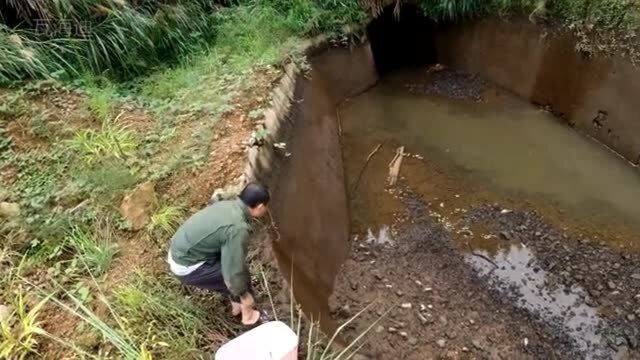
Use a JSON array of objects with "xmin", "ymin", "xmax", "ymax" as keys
[
  {"xmin": 434, "ymin": 19, "xmax": 640, "ymax": 164},
  {"xmin": 244, "ymin": 38, "xmax": 378, "ymax": 323}
]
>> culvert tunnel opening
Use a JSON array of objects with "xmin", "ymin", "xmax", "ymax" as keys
[{"xmin": 366, "ymin": 3, "xmax": 438, "ymax": 75}]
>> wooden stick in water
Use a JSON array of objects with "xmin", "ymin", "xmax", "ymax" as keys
[
  {"xmin": 387, "ymin": 146, "xmax": 404, "ymax": 186},
  {"xmin": 352, "ymin": 141, "xmax": 385, "ymax": 193}
]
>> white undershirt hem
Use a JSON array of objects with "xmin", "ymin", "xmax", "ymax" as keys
[{"xmin": 167, "ymin": 252, "xmax": 205, "ymax": 276}]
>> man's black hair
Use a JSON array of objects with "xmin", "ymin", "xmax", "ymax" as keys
[{"xmin": 239, "ymin": 183, "xmax": 270, "ymax": 208}]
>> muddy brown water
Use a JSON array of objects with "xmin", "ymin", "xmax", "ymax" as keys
[{"xmin": 341, "ymin": 69, "xmax": 640, "ymax": 244}]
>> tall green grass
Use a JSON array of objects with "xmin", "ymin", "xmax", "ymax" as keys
[
  {"xmin": 0, "ymin": 0, "xmax": 218, "ymax": 83},
  {"xmin": 65, "ymin": 225, "xmax": 118, "ymax": 276},
  {"xmin": 238, "ymin": 0, "xmax": 367, "ymax": 35},
  {"xmin": 0, "ymin": 0, "xmax": 368, "ymax": 85}
]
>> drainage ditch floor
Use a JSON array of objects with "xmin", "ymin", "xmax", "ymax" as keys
[{"xmin": 328, "ymin": 66, "xmax": 640, "ymax": 359}]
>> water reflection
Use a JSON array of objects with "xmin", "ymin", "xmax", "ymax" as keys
[{"xmin": 466, "ymin": 244, "xmax": 606, "ymax": 358}]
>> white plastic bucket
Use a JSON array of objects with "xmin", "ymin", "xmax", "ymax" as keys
[{"xmin": 215, "ymin": 321, "xmax": 298, "ymax": 360}]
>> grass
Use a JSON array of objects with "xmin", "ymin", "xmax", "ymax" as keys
[
  {"xmin": 50, "ymin": 286, "xmax": 146, "ymax": 359},
  {"xmin": 65, "ymin": 225, "xmax": 119, "ymax": 276},
  {"xmin": 113, "ymin": 274, "xmax": 229, "ymax": 358},
  {"xmin": 41, "ymin": 267, "xmax": 383, "ymax": 359},
  {"xmin": 0, "ymin": 288, "xmax": 50, "ymax": 359},
  {"xmin": 0, "ymin": 0, "xmax": 364, "ymax": 84},
  {"xmin": 85, "ymin": 81, "xmax": 118, "ymax": 122},
  {"xmin": 67, "ymin": 115, "xmax": 138, "ymax": 164},
  {"xmin": 73, "ymin": 160, "xmax": 138, "ymax": 200},
  {"xmin": 148, "ymin": 204, "xmax": 184, "ymax": 235},
  {"xmin": 0, "ymin": 1, "xmax": 218, "ymax": 83}
]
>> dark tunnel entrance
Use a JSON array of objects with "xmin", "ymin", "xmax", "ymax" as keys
[{"xmin": 366, "ymin": 3, "xmax": 438, "ymax": 75}]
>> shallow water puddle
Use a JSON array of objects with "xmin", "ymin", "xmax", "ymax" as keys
[{"xmin": 466, "ymin": 244, "xmax": 605, "ymax": 357}]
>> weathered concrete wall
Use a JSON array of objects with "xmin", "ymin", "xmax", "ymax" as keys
[
  {"xmin": 244, "ymin": 38, "xmax": 378, "ymax": 322},
  {"xmin": 434, "ymin": 19, "xmax": 640, "ymax": 164}
]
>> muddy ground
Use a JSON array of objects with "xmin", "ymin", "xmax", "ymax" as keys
[
  {"xmin": 332, "ymin": 180, "xmax": 639, "ymax": 360},
  {"xmin": 329, "ymin": 66, "xmax": 640, "ymax": 359}
]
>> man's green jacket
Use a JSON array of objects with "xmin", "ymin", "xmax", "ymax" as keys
[{"xmin": 169, "ymin": 198, "xmax": 252, "ymax": 296}]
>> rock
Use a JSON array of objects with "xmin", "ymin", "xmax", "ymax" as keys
[
  {"xmin": 462, "ymin": 347, "xmax": 470, "ymax": 352},
  {"xmin": 338, "ymin": 305, "xmax": 351, "ymax": 318},
  {"xmin": 408, "ymin": 337, "xmax": 418, "ymax": 346},
  {"xmin": 388, "ymin": 327, "xmax": 397, "ymax": 333},
  {"xmin": 209, "ymin": 179, "xmax": 245, "ymax": 203},
  {"xmin": 585, "ymin": 296, "xmax": 598, "ymax": 308},
  {"xmin": 627, "ymin": 314, "xmax": 636, "ymax": 321},
  {"xmin": 436, "ymin": 339, "xmax": 447, "ymax": 348},
  {"xmin": 401, "ymin": 303, "xmax": 412, "ymax": 309},
  {"xmin": 444, "ymin": 350, "xmax": 460, "ymax": 359},
  {"xmin": 472, "ymin": 339, "xmax": 484, "ymax": 351},
  {"xmin": 395, "ymin": 290, "xmax": 404, "ymax": 297},
  {"xmin": 614, "ymin": 346, "xmax": 629, "ymax": 360},
  {"xmin": 417, "ymin": 313, "xmax": 429, "ymax": 325},
  {"xmin": 499, "ymin": 231, "xmax": 512, "ymax": 240},
  {"xmin": 608, "ymin": 281, "xmax": 617, "ymax": 290},
  {"xmin": 631, "ymin": 274, "xmax": 640, "ymax": 280},
  {"xmin": 352, "ymin": 354, "xmax": 371, "ymax": 360},
  {"xmin": 399, "ymin": 331, "xmax": 408, "ymax": 339},
  {"xmin": 0, "ymin": 304, "xmax": 12, "ymax": 322},
  {"xmin": 119, "ymin": 182, "xmax": 157, "ymax": 230},
  {"xmin": 0, "ymin": 202, "xmax": 20, "ymax": 218},
  {"xmin": 75, "ymin": 328, "xmax": 102, "ymax": 349},
  {"xmin": 375, "ymin": 325, "xmax": 384, "ymax": 334},
  {"xmin": 460, "ymin": 229, "xmax": 473, "ymax": 237}
]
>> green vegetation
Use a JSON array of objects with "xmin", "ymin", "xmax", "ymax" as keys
[
  {"xmin": 0, "ymin": 1, "xmax": 369, "ymax": 358},
  {"xmin": 65, "ymin": 225, "xmax": 119, "ymax": 276},
  {"xmin": 148, "ymin": 204, "xmax": 184, "ymax": 235},
  {"xmin": 0, "ymin": 288, "xmax": 50, "ymax": 359},
  {"xmin": 0, "ymin": 0, "xmax": 218, "ymax": 82},
  {"xmin": 69, "ymin": 120, "xmax": 138, "ymax": 163},
  {"xmin": 413, "ymin": 0, "xmax": 639, "ymax": 32}
]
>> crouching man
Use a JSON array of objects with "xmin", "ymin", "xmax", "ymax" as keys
[{"xmin": 168, "ymin": 183, "xmax": 270, "ymax": 326}]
